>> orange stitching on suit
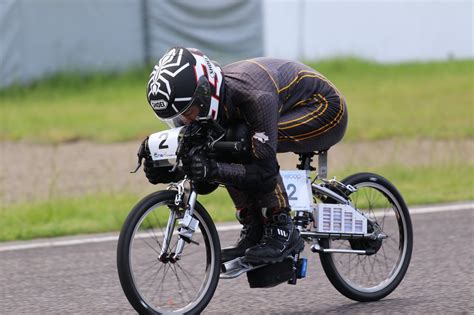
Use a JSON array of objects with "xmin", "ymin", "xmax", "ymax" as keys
[
  {"xmin": 278, "ymin": 94, "xmax": 328, "ymax": 130},
  {"xmin": 277, "ymin": 183, "xmax": 287, "ymax": 208},
  {"xmin": 278, "ymin": 98, "xmax": 344, "ymax": 142},
  {"xmin": 278, "ymin": 70, "xmax": 317, "ymax": 94}
]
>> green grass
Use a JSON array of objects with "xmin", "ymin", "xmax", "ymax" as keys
[
  {"xmin": 1, "ymin": 163, "xmax": 472, "ymax": 242},
  {"xmin": 0, "ymin": 189, "xmax": 235, "ymax": 242},
  {"xmin": 0, "ymin": 67, "xmax": 166, "ymax": 143},
  {"xmin": 306, "ymin": 58, "xmax": 474, "ymax": 141},
  {"xmin": 1, "ymin": 59, "xmax": 472, "ymax": 143}
]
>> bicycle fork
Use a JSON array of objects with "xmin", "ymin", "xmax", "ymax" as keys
[{"xmin": 159, "ymin": 180, "xmax": 200, "ymax": 262}]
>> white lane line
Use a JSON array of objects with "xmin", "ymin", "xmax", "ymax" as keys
[
  {"xmin": 409, "ymin": 202, "xmax": 472, "ymax": 215},
  {"xmin": 0, "ymin": 224, "xmax": 243, "ymax": 253},
  {"xmin": 0, "ymin": 202, "xmax": 471, "ymax": 253}
]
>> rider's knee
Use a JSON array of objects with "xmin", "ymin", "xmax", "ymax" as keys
[{"xmin": 244, "ymin": 158, "xmax": 279, "ymax": 193}]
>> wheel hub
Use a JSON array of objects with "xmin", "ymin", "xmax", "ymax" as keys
[
  {"xmin": 349, "ymin": 221, "xmax": 384, "ymax": 255},
  {"xmin": 159, "ymin": 252, "xmax": 179, "ymax": 263}
]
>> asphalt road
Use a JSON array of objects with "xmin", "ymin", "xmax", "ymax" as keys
[{"xmin": 0, "ymin": 204, "xmax": 472, "ymax": 314}]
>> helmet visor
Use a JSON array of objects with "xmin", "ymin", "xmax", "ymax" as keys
[
  {"xmin": 162, "ymin": 76, "xmax": 211, "ymax": 128},
  {"xmin": 164, "ymin": 103, "xmax": 201, "ymax": 128}
]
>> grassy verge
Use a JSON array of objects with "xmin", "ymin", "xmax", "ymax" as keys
[
  {"xmin": 0, "ymin": 190, "xmax": 235, "ymax": 242},
  {"xmin": 306, "ymin": 59, "xmax": 474, "ymax": 141},
  {"xmin": 1, "ymin": 59, "xmax": 473, "ymax": 143},
  {"xmin": 1, "ymin": 163, "xmax": 472, "ymax": 242},
  {"xmin": 0, "ymin": 68, "xmax": 167, "ymax": 143}
]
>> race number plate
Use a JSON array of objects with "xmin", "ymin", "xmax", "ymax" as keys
[
  {"xmin": 148, "ymin": 127, "xmax": 183, "ymax": 165},
  {"xmin": 280, "ymin": 170, "xmax": 314, "ymax": 211}
]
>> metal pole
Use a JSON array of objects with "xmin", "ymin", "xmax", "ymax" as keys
[
  {"xmin": 298, "ymin": 0, "xmax": 306, "ymax": 61},
  {"xmin": 141, "ymin": 0, "xmax": 151, "ymax": 65}
]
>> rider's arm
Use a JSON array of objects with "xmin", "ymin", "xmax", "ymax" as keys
[{"xmin": 214, "ymin": 89, "xmax": 280, "ymax": 193}]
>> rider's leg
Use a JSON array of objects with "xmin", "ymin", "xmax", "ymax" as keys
[
  {"xmin": 221, "ymin": 187, "xmax": 263, "ymax": 262},
  {"xmin": 244, "ymin": 176, "xmax": 305, "ymax": 264},
  {"xmin": 221, "ymin": 207, "xmax": 264, "ymax": 262}
]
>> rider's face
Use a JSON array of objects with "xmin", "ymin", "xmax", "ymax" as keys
[{"xmin": 180, "ymin": 104, "xmax": 200, "ymax": 125}]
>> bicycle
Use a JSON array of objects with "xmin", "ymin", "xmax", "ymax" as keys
[{"xmin": 117, "ymin": 119, "xmax": 413, "ymax": 314}]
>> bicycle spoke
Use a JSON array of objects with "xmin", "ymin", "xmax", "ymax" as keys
[
  {"xmin": 156, "ymin": 263, "xmax": 172, "ymax": 306},
  {"xmin": 352, "ymin": 191, "xmax": 359, "ymax": 208},
  {"xmin": 152, "ymin": 209, "xmax": 167, "ymax": 238},
  {"xmin": 376, "ymin": 254, "xmax": 386, "ymax": 282},
  {"xmin": 181, "ymin": 242, "xmax": 204, "ymax": 257},
  {"xmin": 175, "ymin": 262, "xmax": 201, "ymax": 291},
  {"xmin": 381, "ymin": 243, "xmax": 391, "ymax": 274},
  {"xmin": 139, "ymin": 237, "xmax": 162, "ymax": 256},
  {"xmin": 380, "ymin": 203, "xmax": 392, "ymax": 230},
  {"xmin": 169, "ymin": 263, "xmax": 188, "ymax": 305},
  {"xmin": 136, "ymin": 258, "xmax": 160, "ymax": 275},
  {"xmin": 146, "ymin": 213, "xmax": 163, "ymax": 248},
  {"xmin": 175, "ymin": 263, "xmax": 194, "ymax": 302},
  {"xmin": 383, "ymin": 237, "xmax": 400, "ymax": 252},
  {"xmin": 367, "ymin": 255, "xmax": 377, "ymax": 283},
  {"xmin": 142, "ymin": 261, "xmax": 165, "ymax": 298}
]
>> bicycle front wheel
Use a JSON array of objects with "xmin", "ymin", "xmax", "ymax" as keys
[
  {"xmin": 117, "ymin": 190, "xmax": 221, "ymax": 314},
  {"xmin": 319, "ymin": 173, "xmax": 413, "ymax": 302}
]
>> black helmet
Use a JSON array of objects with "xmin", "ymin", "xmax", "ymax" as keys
[{"xmin": 146, "ymin": 47, "xmax": 224, "ymax": 128}]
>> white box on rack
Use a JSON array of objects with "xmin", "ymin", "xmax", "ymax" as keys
[{"xmin": 314, "ymin": 204, "xmax": 367, "ymax": 234}]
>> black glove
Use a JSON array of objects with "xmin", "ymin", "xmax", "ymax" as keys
[
  {"xmin": 143, "ymin": 157, "xmax": 160, "ymax": 184},
  {"xmin": 182, "ymin": 153, "xmax": 218, "ymax": 182},
  {"xmin": 143, "ymin": 144, "xmax": 180, "ymax": 184}
]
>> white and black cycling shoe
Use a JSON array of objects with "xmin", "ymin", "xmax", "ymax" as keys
[{"xmin": 244, "ymin": 212, "xmax": 304, "ymax": 264}]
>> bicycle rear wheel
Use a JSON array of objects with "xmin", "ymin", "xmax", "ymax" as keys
[
  {"xmin": 117, "ymin": 190, "xmax": 221, "ymax": 314},
  {"xmin": 319, "ymin": 173, "xmax": 413, "ymax": 302}
]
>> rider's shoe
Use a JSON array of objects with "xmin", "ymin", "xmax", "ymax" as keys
[
  {"xmin": 244, "ymin": 211, "xmax": 304, "ymax": 264},
  {"xmin": 221, "ymin": 208, "xmax": 263, "ymax": 263}
]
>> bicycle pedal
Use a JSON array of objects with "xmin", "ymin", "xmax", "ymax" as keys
[{"xmin": 220, "ymin": 257, "xmax": 266, "ymax": 279}]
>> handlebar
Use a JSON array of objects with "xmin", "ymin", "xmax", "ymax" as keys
[{"xmin": 210, "ymin": 141, "xmax": 243, "ymax": 152}]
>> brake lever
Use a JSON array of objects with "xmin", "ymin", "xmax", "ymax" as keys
[{"xmin": 130, "ymin": 137, "xmax": 148, "ymax": 173}]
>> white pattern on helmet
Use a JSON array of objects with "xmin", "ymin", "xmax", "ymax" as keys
[{"xmin": 148, "ymin": 48, "xmax": 190, "ymax": 101}]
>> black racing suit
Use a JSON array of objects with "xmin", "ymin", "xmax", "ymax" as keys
[{"xmin": 215, "ymin": 58, "xmax": 348, "ymax": 211}]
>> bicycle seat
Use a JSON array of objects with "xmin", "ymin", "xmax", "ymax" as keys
[
  {"xmin": 295, "ymin": 150, "xmax": 329, "ymax": 176},
  {"xmin": 298, "ymin": 149, "xmax": 329, "ymax": 155}
]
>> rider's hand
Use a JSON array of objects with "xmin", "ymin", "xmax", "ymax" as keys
[
  {"xmin": 182, "ymin": 153, "xmax": 217, "ymax": 182},
  {"xmin": 143, "ymin": 156, "xmax": 160, "ymax": 184},
  {"xmin": 143, "ymin": 144, "xmax": 178, "ymax": 185}
]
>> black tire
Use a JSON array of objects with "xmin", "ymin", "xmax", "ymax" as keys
[
  {"xmin": 319, "ymin": 172, "xmax": 413, "ymax": 302},
  {"xmin": 117, "ymin": 190, "xmax": 221, "ymax": 314}
]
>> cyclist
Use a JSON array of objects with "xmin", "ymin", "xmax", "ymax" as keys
[{"xmin": 144, "ymin": 47, "xmax": 348, "ymax": 264}]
